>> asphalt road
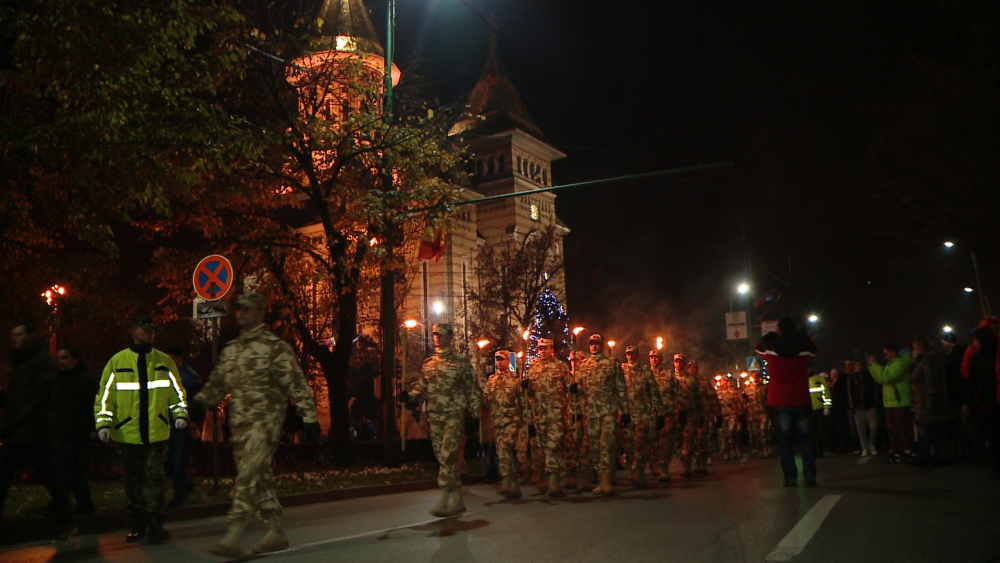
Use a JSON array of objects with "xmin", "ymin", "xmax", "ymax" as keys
[{"xmin": 2, "ymin": 454, "xmax": 998, "ymax": 563}]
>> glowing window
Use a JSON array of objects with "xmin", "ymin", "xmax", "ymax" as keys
[{"xmin": 530, "ymin": 204, "xmax": 539, "ymax": 221}]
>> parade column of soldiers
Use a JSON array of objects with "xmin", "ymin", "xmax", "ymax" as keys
[{"xmin": 621, "ymin": 345, "xmax": 665, "ymax": 488}]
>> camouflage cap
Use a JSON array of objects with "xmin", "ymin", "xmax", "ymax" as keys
[
  {"xmin": 432, "ymin": 323, "xmax": 453, "ymax": 335},
  {"xmin": 235, "ymin": 293, "xmax": 266, "ymax": 310},
  {"xmin": 649, "ymin": 349, "xmax": 663, "ymax": 357},
  {"xmin": 588, "ymin": 333, "xmax": 603, "ymax": 344},
  {"xmin": 129, "ymin": 316, "xmax": 157, "ymax": 331},
  {"xmin": 537, "ymin": 338, "xmax": 554, "ymax": 347},
  {"xmin": 495, "ymin": 349, "xmax": 510, "ymax": 359},
  {"xmin": 673, "ymin": 353, "xmax": 685, "ymax": 362},
  {"xmin": 625, "ymin": 345, "xmax": 639, "ymax": 354}
]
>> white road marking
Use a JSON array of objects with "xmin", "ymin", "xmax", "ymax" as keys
[{"xmin": 765, "ymin": 495, "xmax": 841, "ymax": 561}]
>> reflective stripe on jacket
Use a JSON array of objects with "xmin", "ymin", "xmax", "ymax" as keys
[{"xmin": 94, "ymin": 346, "xmax": 188, "ymax": 444}]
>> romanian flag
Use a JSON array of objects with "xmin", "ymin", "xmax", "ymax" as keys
[{"xmin": 418, "ymin": 225, "xmax": 446, "ymax": 261}]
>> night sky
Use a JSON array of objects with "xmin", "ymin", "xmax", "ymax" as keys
[{"xmin": 376, "ymin": 0, "xmax": 991, "ymax": 371}]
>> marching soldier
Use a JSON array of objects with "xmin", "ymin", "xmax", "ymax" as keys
[
  {"xmin": 650, "ymin": 349, "xmax": 679, "ymax": 481},
  {"xmin": 671, "ymin": 353, "xmax": 701, "ymax": 478},
  {"xmin": 195, "ymin": 294, "xmax": 319, "ymax": 557},
  {"xmin": 743, "ymin": 374, "xmax": 772, "ymax": 457},
  {"xmin": 622, "ymin": 345, "xmax": 665, "ymax": 488},
  {"xmin": 576, "ymin": 334, "xmax": 630, "ymax": 495},
  {"xmin": 405, "ymin": 323, "xmax": 481, "ymax": 517},
  {"xmin": 524, "ymin": 338, "xmax": 572, "ymax": 496},
  {"xmin": 691, "ymin": 360, "xmax": 721, "ymax": 474},
  {"xmin": 564, "ymin": 351, "xmax": 588, "ymax": 490},
  {"xmin": 716, "ymin": 375, "xmax": 746, "ymax": 460},
  {"xmin": 484, "ymin": 350, "xmax": 524, "ymax": 499}
]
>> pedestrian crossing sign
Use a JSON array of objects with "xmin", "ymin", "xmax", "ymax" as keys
[{"xmin": 747, "ymin": 357, "xmax": 762, "ymax": 372}]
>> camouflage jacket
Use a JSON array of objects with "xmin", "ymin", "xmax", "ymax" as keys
[
  {"xmin": 484, "ymin": 372, "xmax": 524, "ymax": 428},
  {"xmin": 743, "ymin": 382, "xmax": 768, "ymax": 416},
  {"xmin": 623, "ymin": 362, "xmax": 665, "ymax": 418},
  {"xmin": 652, "ymin": 365, "xmax": 680, "ymax": 413},
  {"xmin": 698, "ymin": 376, "xmax": 722, "ymax": 417},
  {"xmin": 412, "ymin": 347, "xmax": 482, "ymax": 416},
  {"xmin": 673, "ymin": 369, "xmax": 702, "ymax": 416},
  {"xmin": 577, "ymin": 353, "xmax": 628, "ymax": 418},
  {"xmin": 718, "ymin": 386, "xmax": 746, "ymax": 417},
  {"xmin": 196, "ymin": 325, "xmax": 318, "ymax": 436},
  {"xmin": 526, "ymin": 358, "xmax": 571, "ymax": 423}
]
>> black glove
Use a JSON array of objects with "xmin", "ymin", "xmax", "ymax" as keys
[
  {"xmin": 656, "ymin": 416, "xmax": 666, "ymax": 431},
  {"xmin": 302, "ymin": 422, "xmax": 321, "ymax": 444},
  {"xmin": 620, "ymin": 413, "xmax": 631, "ymax": 428},
  {"xmin": 678, "ymin": 411, "xmax": 687, "ymax": 426},
  {"xmin": 528, "ymin": 424, "xmax": 536, "ymax": 438},
  {"xmin": 521, "ymin": 379, "xmax": 530, "ymax": 390},
  {"xmin": 465, "ymin": 416, "xmax": 480, "ymax": 436},
  {"xmin": 715, "ymin": 415, "xmax": 723, "ymax": 426},
  {"xmin": 569, "ymin": 383, "xmax": 579, "ymax": 394}
]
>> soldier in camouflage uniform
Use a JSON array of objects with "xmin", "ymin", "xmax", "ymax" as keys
[
  {"xmin": 743, "ymin": 374, "xmax": 772, "ymax": 457},
  {"xmin": 650, "ymin": 349, "xmax": 679, "ymax": 481},
  {"xmin": 195, "ymin": 294, "xmax": 319, "ymax": 557},
  {"xmin": 622, "ymin": 345, "xmax": 665, "ymax": 488},
  {"xmin": 524, "ymin": 338, "xmax": 572, "ymax": 496},
  {"xmin": 576, "ymin": 334, "xmax": 630, "ymax": 495},
  {"xmin": 716, "ymin": 375, "xmax": 745, "ymax": 460},
  {"xmin": 691, "ymin": 360, "xmax": 721, "ymax": 474},
  {"xmin": 564, "ymin": 351, "xmax": 588, "ymax": 490},
  {"xmin": 484, "ymin": 350, "xmax": 524, "ymax": 499},
  {"xmin": 406, "ymin": 323, "xmax": 481, "ymax": 517},
  {"xmin": 671, "ymin": 353, "xmax": 702, "ymax": 478}
]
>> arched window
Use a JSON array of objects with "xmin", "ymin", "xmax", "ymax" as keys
[
  {"xmin": 487, "ymin": 158, "xmax": 495, "ymax": 175},
  {"xmin": 498, "ymin": 155, "xmax": 506, "ymax": 172},
  {"xmin": 475, "ymin": 160, "xmax": 483, "ymax": 176}
]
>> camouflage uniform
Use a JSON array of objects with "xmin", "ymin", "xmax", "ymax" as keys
[
  {"xmin": 411, "ymin": 345, "xmax": 482, "ymax": 490},
  {"xmin": 525, "ymin": 354, "xmax": 571, "ymax": 480},
  {"xmin": 622, "ymin": 356, "xmax": 664, "ymax": 482},
  {"xmin": 483, "ymin": 354, "xmax": 524, "ymax": 493},
  {"xmin": 743, "ymin": 379, "xmax": 772, "ymax": 456},
  {"xmin": 651, "ymin": 360, "xmax": 680, "ymax": 479},
  {"xmin": 695, "ymin": 373, "xmax": 721, "ymax": 471},
  {"xmin": 672, "ymin": 361, "xmax": 702, "ymax": 476},
  {"xmin": 564, "ymin": 352, "xmax": 588, "ymax": 481},
  {"xmin": 577, "ymin": 351, "xmax": 628, "ymax": 476},
  {"xmin": 196, "ymin": 323, "xmax": 318, "ymax": 528},
  {"xmin": 717, "ymin": 382, "xmax": 745, "ymax": 459}
]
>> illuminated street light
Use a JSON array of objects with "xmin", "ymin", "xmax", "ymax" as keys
[
  {"xmin": 943, "ymin": 325, "xmax": 953, "ymax": 334},
  {"xmin": 403, "ymin": 318, "xmax": 418, "ymax": 329},
  {"xmin": 808, "ymin": 314, "xmax": 819, "ymax": 323},
  {"xmin": 433, "ymin": 301, "xmax": 444, "ymax": 315},
  {"xmin": 943, "ymin": 241, "xmax": 955, "ymax": 248},
  {"xmin": 964, "ymin": 287, "xmax": 974, "ymax": 294},
  {"xmin": 737, "ymin": 283, "xmax": 749, "ymax": 295}
]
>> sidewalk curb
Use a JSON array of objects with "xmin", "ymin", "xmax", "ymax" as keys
[{"xmin": 1, "ymin": 475, "xmax": 487, "ymax": 547}]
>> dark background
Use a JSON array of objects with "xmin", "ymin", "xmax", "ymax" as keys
[{"xmin": 380, "ymin": 0, "xmax": 992, "ymax": 371}]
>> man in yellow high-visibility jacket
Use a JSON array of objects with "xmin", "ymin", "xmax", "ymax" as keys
[
  {"xmin": 94, "ymin": 316, "xmax": 188, "ymax": 544},
  {"xmin": 808, "ymin": 370, "xmax": 832, "ymax": 458}
]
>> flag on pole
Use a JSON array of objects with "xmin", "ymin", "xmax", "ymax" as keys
[{"xmin": 417, "ymin": 225, "xmax": 446, "ymax": 261}]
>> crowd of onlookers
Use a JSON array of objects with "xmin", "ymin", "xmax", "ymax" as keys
[{"xmin": 815, "ymin": 317, "xmax": 1000, "ymax": 477}]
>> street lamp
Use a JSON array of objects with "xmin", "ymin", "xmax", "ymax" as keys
[
  {"xmin": 943, "ymin": 241, "xmax": 955, "ymax": 248},
  {"xmin": 737, "ymin": 283, "xmax": 749, "ymax": 295},
  {"xmin": 964, "ymin": 287, "xmax": 974, "ymax": 294},
  {"xmin": 433, "ymin": 300, "xmax": 444, "ymax": 315},
  {"xmin": 943, "ymin": 325, "xmax": 953, "ymax": 334},
  {"xmin": 808, "ymin": 314, "xmax": 819, "ymax": 323},
  {"xmin": 399, "ymin": 318, "xmax": 420, "ymax": 452},
  {"xmin": 944, "ymin": 240, "xmax": 990, "ymax": 316}
]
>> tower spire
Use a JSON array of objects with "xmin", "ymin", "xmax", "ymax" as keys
[{"xmin": 488, "ymin": 15, "xmax": 498, "ymax": 59}]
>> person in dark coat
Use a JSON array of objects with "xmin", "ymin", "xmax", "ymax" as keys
[
  {"xmin": 848, "ymin": 359, "xmax": 880, "ymax": 456},
  {"xmin": 0, "ymin": 322, "xmax": 75, "ymax": 541},
  {"xmin": 55, "ymin": 345, "xmax": 98, "ymax": 514},
  {"xmin": 963, "ymin": 327, "xmax": 1000, "ymax": 479},
  {"xmin": 909, "ymin": 335, "xmax": 950, "ymax": 467},
  {"xmin": 165, "ymin": 346, "xmax": 203, "ymax": 507}
]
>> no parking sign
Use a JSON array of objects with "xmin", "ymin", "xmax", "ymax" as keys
[{"xmin": 192, "ymin": 255, "xmax": 234, "ymax": 301}]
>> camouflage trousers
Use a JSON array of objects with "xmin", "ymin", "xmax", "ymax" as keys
[
  {"xmin": 654, "ymin": 421, "xmax": 678, "ymax": 476},
  {"xmin": 228, "ymin": 425, "xmax": 282, "ymax": 525},
  {"xmin": 675, "ymin": 419, "xmax": 699, "ymax": 471},
  {"xmin": 494, "ymin": 421, "xmax": 520, "ymax": 480},
  {"xmin": 696, "ymin": 419, "xmax": 716, "ymax": 470},
  {"xmin": 748, "ymin": 413, "xmax": 772, "ymax": 454},
  {"xmin": 116, "ymin": 442, "xmax": 167, "ymax": 518},
  {"xmin": 718, "ymin": 416, "xmax": 741, "ymax": 456},
  {"xmin": 586, "ymin": 412, "xmax": 618, "ymax": 473},
  {"xmin": 564, "ymin": 412, "xmax": 588, "ymax": 475},
  {"xmin": 536, "ymin": 418, "xmax": 566, "ymax": 476},
  {"xmin": 516, "ymin": 424, "xmax": 544, "ymax": 475},
  {"xmin": 623, "ymin": 416, "xmax": 657, "ymax": 472},
  {"xmin": 430, "ymin": 415, "xmax": 465, "ymax": 488}
]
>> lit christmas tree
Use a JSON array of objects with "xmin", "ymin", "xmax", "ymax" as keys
[{"xmin": 528, "ymin": 289, "xmax": 571, "ymax": 362}]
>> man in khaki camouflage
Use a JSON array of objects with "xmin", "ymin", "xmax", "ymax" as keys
[
  {"xmin": 717, "ymin": 375, "xmax": 745, "ymax": 460},
  {"xmin": 743, "ymin": 374, "xmax": 772, "ymax": 457},
  {"xmin": 484, "ymin": 350, "xmax": 523, "ymax": 499},
  {"xmin": 650, "ymin": 349, "xmax": 679, "ymax": 481},
  {"xmin": 406, "ymin": 323, "xmax": 481, "ymax": 517},
  {"xmin": 196, "ymin": 294, "xmax": 319, "ymax": 557},
  {"xmin": 524, "ymin": 338, "xmax": 571, "ymax": 496},
  {"xmin": 564, "ymin": 351, "xmax": 588, "ymax": 490},
  {"xmin": 672, "ymin": 353, "xmax": 702, "ymax": 478},
  {"xmin": 691, "ymin": 360, "xmax": 721, "ymax": 475},
  {"xmin": 576, "ymin": 334, "xmax": 630, "ymax": 495},
  {"xmin": 622, "ymin": 345, "xmax": 665, "ymax": 488}
]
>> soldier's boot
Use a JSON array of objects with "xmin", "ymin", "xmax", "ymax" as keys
[
  {"xmin": 145, "ymin": 514, "xmax": 171, "ymax": 544},
  {"xmin": 429, "ymin": 488, "xmax": 451, "ymax": 517},
  {"xmin": 125, "ymin": 513, "xmax": 146, "ymax": 543},
  {"xmin": 546, "ymin": 473, "xmax": 563, "ymax": 497},
  {"xmin": 446, "ymin": 487, "xmax": 466, "ymax": 516},
  {"xmin": 209, "ymin": 518, "xmax": 250, "ymax": 558},
  {"xmin": 508, "ymin": 478, "xmax": 522, "ymax": 499},
  {"xmin": 497, "ymin": 474, "xmax": 511, "ymax": 497},
  {"xmin": 518, "ymin": 467, "xmax": 532, "ymax": 485},
  {"xmin": 253, "ymin": 518, "xmax": 290, "ymax": 553},
  {"xmin": 633, "ymin": 466, "xmax": 647, "ymax": 489},
  {"xmin": 597, "ymin": 470, "xmax": 615, "ymax": 496}
]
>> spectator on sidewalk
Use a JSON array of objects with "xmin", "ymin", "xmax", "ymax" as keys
[
  {"xmin": 0, "ymin": 321, "xmax": 76, "ymax": 542},
  {"xmin": 963, "ymin": 327, "xmax": 1000, "ymax": 479},
  {"xmin": 828, "ymin": 368, "xmax": 854, "ymax": 453},
  {"xmin": 54, "ymin": 345, "xmax": 97, "ymax": 515},
  {"xmin": 756, "ymin": 317, "xmax": 818, "ymax": 487},
  {"xmin": 848, "ymin": 359, "xmax": 880, "ymax": 456},
  {"xmin": 942, "ymin": 333, "xmax": 977, "ymax": 460},
  {"xmin": 164, "ymin": 346, "xmax": 203, "ymax": 507},
  {"xmin": 909, "ymin": 335, "xmax": 951, "ymax": 467},
  {"xmin": 870, "ymin": 343, "xmax": 914, "ymax": 463}
]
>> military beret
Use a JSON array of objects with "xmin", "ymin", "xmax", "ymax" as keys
[
  {"xmin": 537, "ymin": 338, "xmax": 554, "ymax": 347},
  {"xmin": 235, "ymin": 293, "xmax": 267, "ymax": 310},
  {"xmin": 432, "ymin": 323, "xmax": 453, "ymax": 335}
]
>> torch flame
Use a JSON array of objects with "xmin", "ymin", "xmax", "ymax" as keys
[
  {"xmin": 572, "ymin": 326, "xmax": 585, "ymax": 336},
  {"xmin": 477, "ymin": 339, "xmax": 490, "ymax": 349},
  {"xmin": 655, "ymin": 336, "xmax": 663, "ymax": 350},
  {"xmin": 522, "ymin": 329, "xmax": 530, "ymax": 341},
  {"xmin": 516, "ymin": 351, "xmax": 524, "ymax": 358},
  {"xmin": 740, "ymin": 371, "xmax": 748, "ymax": 378},
  {"xmin": 403, "ymin": 319, "xmax": 418, "ymax": 329}
]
